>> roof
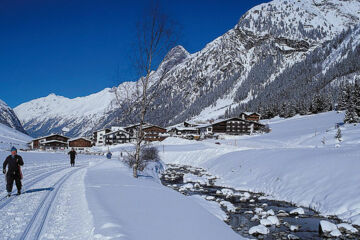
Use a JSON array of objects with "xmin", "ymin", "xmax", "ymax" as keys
[
  {"xmin": 104, "ymin": 129, "xmax": 130, "ymax": 136},
  {"xmin": 195, "ymin": 124, "xmax": 212, "ymax": 129},
  {"xmin": 111, "ymin": 126, "xmax": 125, "ymax": 131},
  {"xmin": 142, "ymin": 125, "xmax": 166, "ymax": 131},
  {"xmin": 41, "ymin": 140, "xmax": 68, "ymax": 144},
  {"xmin": 184, "ymin": 121, "xmax": 199, "ymax": 126},
  {"xmin": 32, "ymin": 134, "xmax": 70, "ymax": 141},
  {"xmin": 94, "ymin": 128, "xmax": 111, "ymax": 133},
  {"xmin": 124, "ymin": 122, "xmax": 151, "ymax": 129},
  {"xmin": 240, "ymin": 112, "xmax": 261, "ymax": 116},
  {"xmin": 173, "ymin": 127, "xmax": 199, "ymax": 131},
  {"xmin": 69, "ymin": 137, "xmax": 92, "ymax": 142},
  {"xmin": 211, "ymin": 117, "xmax": 265, "ymax": 126},
  {"xmin": 211, "ymin": 117, "xmax": 246, "ymax": 125}
]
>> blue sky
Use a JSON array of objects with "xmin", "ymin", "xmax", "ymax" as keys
[{"xmin": 0, "ymin": 0, "xmax": 269, "ymax": 108}]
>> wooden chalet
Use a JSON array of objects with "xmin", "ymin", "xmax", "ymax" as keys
[
  {"xmin": 169, "ymin": 127, "xmax": 199, "ymax": 136},
  {"xmin": 104, "ymin": 129, "xmax": 131, "ymax": 145},
  {"xmin": 143, "ymin": 125, "xmax": 168, "ymax": 142},
  {"xmin": 212, "ymin": 117, "xmax": 265, "ymax": 135},
  {"xmin": 30, "ymin": 134, "xmax": 70, "ymax": 150},
  {"xmin": 69, "ymin": 137, "xmax": 92, "ymax": 150},
  {"xmin": 239, "ymin": 112, "xmax": 261, "ymax": 122}
]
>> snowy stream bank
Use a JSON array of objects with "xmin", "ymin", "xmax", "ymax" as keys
[{"xmin": 161, "ymin": 164, "xmax": 360, "ymax": 239}]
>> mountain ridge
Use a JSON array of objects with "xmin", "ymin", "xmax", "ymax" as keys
[
  {"xmin": 14, "ymin": 0, "xmax": 360, "ymax": 137},
  {"xmin": 0, "ymin": 99, "xmax": 27, "ymax": 134}
]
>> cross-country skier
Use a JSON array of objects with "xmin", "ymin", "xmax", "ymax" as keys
[
  {"xmin": 3, "ymin": 147, "xmax": 24, "ymax": 197},
  {"xmin": 68, "ymin": 148, "xmax": 77, "ymax": 167}
]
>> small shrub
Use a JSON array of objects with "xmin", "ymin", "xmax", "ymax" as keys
[{"xmin": 123, "ymin": 146, "xmax": 160, "ymax": 171}]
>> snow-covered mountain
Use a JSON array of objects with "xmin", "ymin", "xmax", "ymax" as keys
[
  {"xmin": 14, "ymin": 86, "xmax": 130, "ymax": 137},
  {"xmin": 15, "ymin": 0, "xmax": 360, "ymax": 137},
  {"xmin": 0, "ymin": 99, "xmax": 27, "ymax": 134}
]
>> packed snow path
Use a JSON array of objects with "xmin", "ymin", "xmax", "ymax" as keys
[
  {"xmin": 85, "ymin": 159, "xmax": 243, "ymax": 240},
  {"xmin": 0, "ymin": 151, "xmax": 243, "ymax": 239},
  {"xmin": 0, "ymin": 151, "xmax": 95, "ymax": 239}
]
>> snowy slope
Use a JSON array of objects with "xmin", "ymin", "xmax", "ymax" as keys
[
  {"xmin": 15, "ymin": 0, "xmax": 360, "ymax": 137},
  {"xmin": 0, "ymin": 99, "xmax": 26, "ymax": 133},
  {"xmin": 0, "ymin": 122, "xmax": 32, "ymax": 151},
  {"xmin": 155, "ymin": 111, "xmax": 360, "ymax": 225}
]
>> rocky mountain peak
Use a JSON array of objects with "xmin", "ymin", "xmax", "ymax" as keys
[
  {"xmin": 157, "ymin": 45, "xmax": 190, "ymax": 73},
  {"xmin": 0, "ymin": 99, "xmax": 27, "ymax": 134}
]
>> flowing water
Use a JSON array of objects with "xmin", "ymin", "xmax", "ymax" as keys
[{"xmin": 161, "ymin": 164, "xmax": 360, "ymax": 240}]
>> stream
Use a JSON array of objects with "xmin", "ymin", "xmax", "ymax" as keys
[{"xmin": 160, "ymin": 164, "xmax": 360, "ymax": 240}]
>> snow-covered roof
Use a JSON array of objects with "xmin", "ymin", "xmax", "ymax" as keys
[
  {"xmin": 172, "ymin": 127, "xmax": 199, "ymax": 131},
  {"xmin": 104, "ymin": 129, "xmax": 130, "ymax": 136},
  {"xmin": 211, "ymin": 117, "xmax": 264, "ymax": 126},
  {"xmin": 195, "ymin": 124, "xmax": 212, "ymax": 129},
  {"xmin": 69, "ymin": 137, "xmax": 92, "ymax": 142},
  {"xmin": 41, "ymin": 140, "xmax": 68, "ymax": 144},
  {"xmin": 94, "ymin": 128, "xmax": 111, "ymax": 133},
  {"xmin": 33, "ymin": 133, "xmax": 69, "ymax": 141},
  {"xmin": 240, "ymin": 112, "xmax": 260, "ymax": 116},
  {"xmin": 111, "ymin": 126, "xmax": 125, "ymax": 131},
  {"xmin": 124, "ymin": 122, "xmax": 151, "ymax": 129},
  {"xmin": 142, "ymin": 125, "xmax": 166, "ymax": 130}
]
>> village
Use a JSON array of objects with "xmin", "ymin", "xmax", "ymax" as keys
[{"xmin": 28, "ymin": 112, "xmax": 267, "ymax": 151}]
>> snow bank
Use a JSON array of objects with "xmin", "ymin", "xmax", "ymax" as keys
[
  {"xmin": 160, "ymin": 111, "xmax": 360, "ymax": 225},
  {"xmin": 85, "ymin": 159, "xmax": 243, "ymax": 240}
]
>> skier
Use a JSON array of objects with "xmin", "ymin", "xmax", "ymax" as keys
[
  {"xmin": 3, "ymin": 147, "xmax": 24, "ymax": 197},
  {"xmin": 68, "ymin": 148, "xmax": 77, "ymax": 167},
  {"xmin": 106, "ymin": 151, "xmax": 112, "ymax": 159}
]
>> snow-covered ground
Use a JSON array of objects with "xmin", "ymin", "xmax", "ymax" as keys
[
  {"xmin": 153, "ymin": 111, "xmax": 360, "ymax": 225},
  {"xmin": 0, "ymin": 150, "xmax": 242, "ymax": 239},
  {"xmin": 0, "ymin": 122, "xmax": 32, "ymax": 151},
  {"xmin": 2, "ymin": 110, "xmax": 358, "ymax": 239},
  {"xmin": 86, "ymin": 159, "xmax": 242, "ymax": 240}
]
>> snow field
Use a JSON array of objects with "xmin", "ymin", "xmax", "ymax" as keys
[
  {"xmin": 85, "ymin": 159, "xmax": 244, "ymax": 240},
  {"xmin": 157, "ymin": 111, "xmax": 360, "ymax": 226}
]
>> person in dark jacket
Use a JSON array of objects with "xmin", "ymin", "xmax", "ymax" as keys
[
  {"xmin": 3, "ymin": 147, "xmax": 24, "ymax": 196},
  {"xmin": 68, "ymin": 148, "xmax": 77, "ymax": 167}
]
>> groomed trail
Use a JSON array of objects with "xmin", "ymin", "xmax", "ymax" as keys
[
  {"xmin": 0, "ymin": 152, "xmax": 98, "ymax": 240},
  {"xmin": 0, "ymin": 153, "xmax": 244, "ymax": 240}
]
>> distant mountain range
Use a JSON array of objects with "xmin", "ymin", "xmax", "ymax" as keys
[{"xmin": 14, "ymin": 0, "xmax": 360, "ymax": 138}]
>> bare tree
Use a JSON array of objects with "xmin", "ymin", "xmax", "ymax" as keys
[{"xmin": 115, "ymin": 2, "xmax": 178, "ymax": 178}]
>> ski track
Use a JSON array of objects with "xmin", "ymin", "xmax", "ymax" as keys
[
  {"xmin": 19, "ymin": 166, "xmax": 85, "ymax": 240},
  {"xmin": 0, "ymin": 163, "xmax": 89, "ymax": 239},
  {"xmin": 0, "ymin": 164, "xmax": 70, "ymax": 193},
  {"xmin": 0, "ymin": 166, "xmax": 71, "ymax": 208}
]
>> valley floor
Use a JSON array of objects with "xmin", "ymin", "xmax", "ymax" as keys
[
  {"xmin": 0, "ymin": 151, "xmax": 242, "ymax": 240},
  {"xmin": 105, "ymin": 111, "xmax": 360, "ymax": 226},
  {"xmin": 157, "ymin": 111, "xmax": 360, "ymax": 225},
  {"xmin": 0, "ymin": 111, "xmax": 358, "ymax": 239}
]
